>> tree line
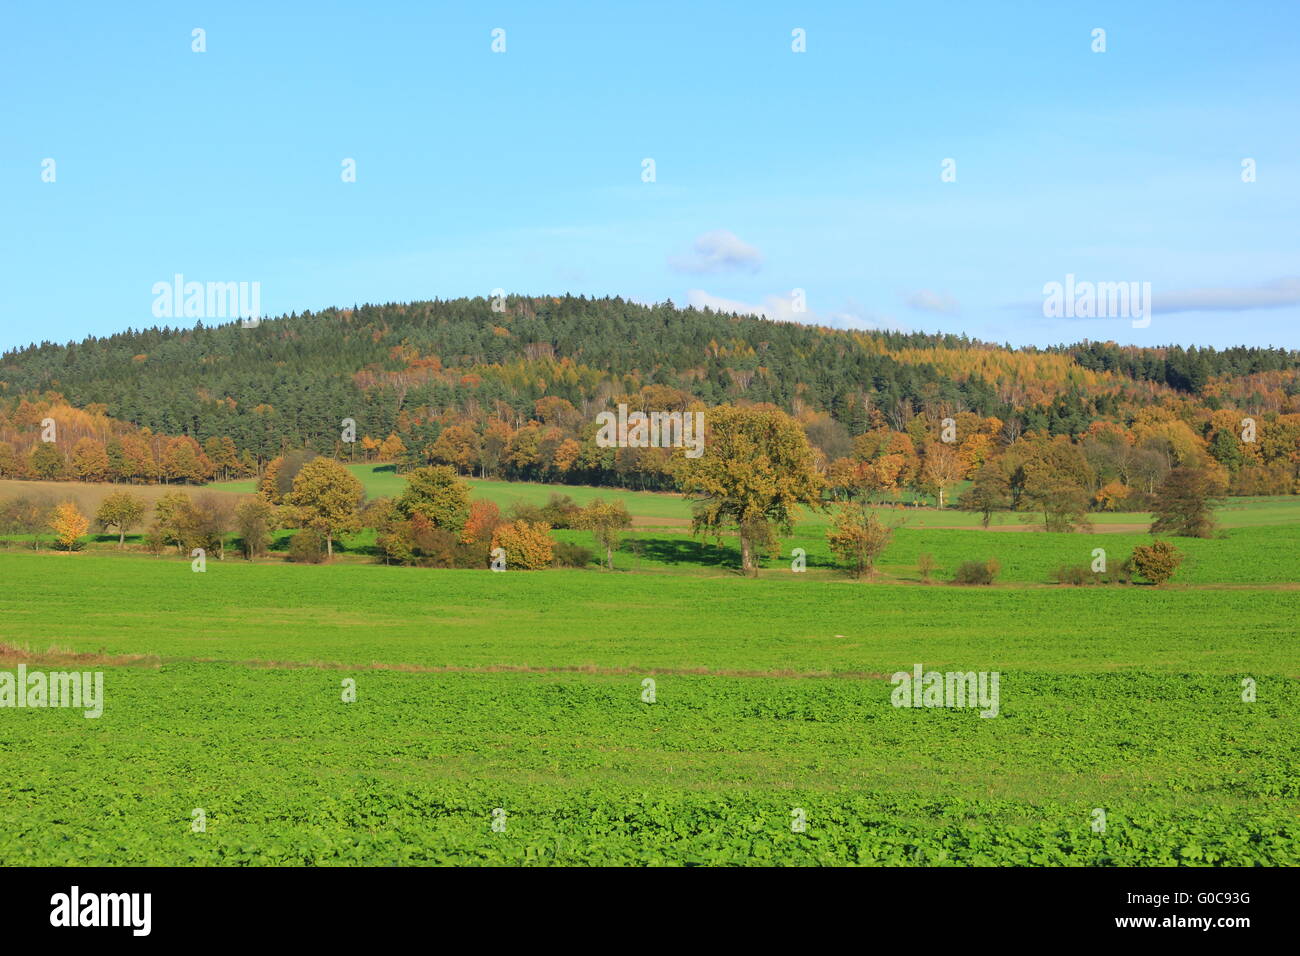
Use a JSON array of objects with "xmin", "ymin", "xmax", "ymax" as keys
[
  {"xmin": 0, "ymin": 403, "xmax": 1223, "ymax": 585},
  {"xmin": 1, "ymin": 383, "xmax": 1296, "ymax": 506}
]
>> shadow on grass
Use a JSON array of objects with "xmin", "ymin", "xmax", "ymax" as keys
[
  {"xmin": 625, "ymin": 536, "xmax": 837, "ymax": 573},
  {"xmin": 267, "ymin": 530, "xmax": 383, "ymax": 559},
  {"xmin": 627, "ymin": 536, "xmax": 737, "ymax": 568}
]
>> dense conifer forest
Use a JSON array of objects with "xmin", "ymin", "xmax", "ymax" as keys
[{"xmin": 1, "ymin": 295, "xmax": 1297, "ymax": 498}]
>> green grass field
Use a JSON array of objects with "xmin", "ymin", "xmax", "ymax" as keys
[
  {"xmin": 206, "ymin": 466, "xmax": 1300, "ymax": 531},
  {"xmin": 209, "ymin": 465, "xmax": 695, "ymax": 525},
  {"xmin": 1, "ymin": 501, "xmax": 1297, "ymax": 864},
  {"xmin": 212, "ymin": 481, "xmax": 1300, "ymax": 587}
]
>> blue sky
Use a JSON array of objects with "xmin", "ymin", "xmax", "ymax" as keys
[{"xmin": 2, "ymin": 0, "xmax": 1297, "ymax": 353}]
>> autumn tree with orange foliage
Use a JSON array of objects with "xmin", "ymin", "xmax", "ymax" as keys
[
  {"xmin": 72, "ymin": 438, "xmax": 110, "ymax": 482},
  {"xmin": 460, "ymin": 499, "xmax": 502, "ymax": 544},
  {"xmin": 428, "ymin": 425, "xmax": 480, "ymax": 474}
]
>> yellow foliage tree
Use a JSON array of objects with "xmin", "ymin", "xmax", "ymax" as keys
[
  {"xmin": 286, "ymin": 458, "xmax": 365, "ymax": 558},
  {"xmin": 378, "ymin": 433, "xmax": 407, "ymax": 461},
  {"xmin": 490, "ymin": 520, "xmax": 554, "ymax": 570},
  {"xmin": 50, "ymin": 501, "xmax": 90, "ymax": 551},
  {"xmin": 921, "ymin": 443, "xmax": 963, "ymax": 508}
]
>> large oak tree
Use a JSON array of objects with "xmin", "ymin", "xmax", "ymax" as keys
[
  {"xmin": 677, "ymin": 404, "xmax": 823, "ymax": 577},
  {"xmin": 287, "ymin": 457, "xmax": 365, "ymax": 558}
]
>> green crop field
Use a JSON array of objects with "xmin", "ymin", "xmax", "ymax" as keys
[{"xmin": 1, "ymin": 510, "xmax": 1297, "ymax": 865}]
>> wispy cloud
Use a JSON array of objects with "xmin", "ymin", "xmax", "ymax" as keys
[
  {"xmin": 1154, "ymin": 277, "xmax": 1300, "ymax": 314},
  {"xmin": 1006, "ymin": 276, "xmax": 1300, "ymax": 316},
  {"xmin": 685, "ymin": 289, "xmax": 773, "ymax": 317},
  {"xmin": 826, "ymin": 299, "xmax": 911, "ymax": 333},
  {"xmin": 905, "ymin": 289, "xmax": 960, "ymax": 315},
  {"xmin": 669, "ymin": 230, "xmax": 763, "ymax": 274}
]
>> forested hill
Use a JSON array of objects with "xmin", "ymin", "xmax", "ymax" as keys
[{"xmin": 3, "ymin": 295, "xmax": 1297, "ymax": 456}]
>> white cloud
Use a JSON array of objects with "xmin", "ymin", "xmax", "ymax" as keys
[
  {"xmin": 905, "ymin": 289, "xmax": 960, "ymax": 314},
  {"xmin": 686, "ymin": 290, "xmax": 909, "ymax": 332},
  {"xmin": 669, "ymin": 230, "xmax": 764, "ymax": 274},
  {"xmin": 685, "ymin": 289, "xmax": 771, "ymax": 317},
  {"xmin": 825, "ymin": 299, "xmax": 911, "ymax": 332}
]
